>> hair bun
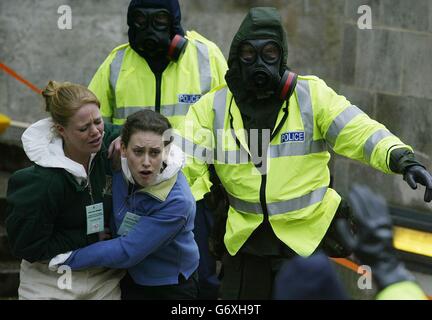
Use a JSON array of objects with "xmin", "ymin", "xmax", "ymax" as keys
[
  {"xmin": 40, "ymin": 80, "xmax": 99, "ymax": 127},
  {"xmin": 42, "ymin": 80, "xmax": 59, "ymax": 112}
]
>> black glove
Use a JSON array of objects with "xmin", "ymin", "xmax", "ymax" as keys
[
  {"xmin": 204, "ymin": 167, "xmax": 229, "ymax": 260},
  {"xmin": 403, "ymin": 165, "xmax": 432, "ymax": 202},
  {"xmin": 321, "ymin": 200, "xmax": 355, "ymax": 258},
  {"xmin": 389, "ymin": 148, "xmax": 432, "ymax": 202},
  {"xmin": 336, "ymin": 185, "xmax": 414, "ymax": 290}
]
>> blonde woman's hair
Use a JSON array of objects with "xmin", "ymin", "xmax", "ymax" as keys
[{"xmin": 41, "ymin": 81, "xmax": 100, "ymax": 127}]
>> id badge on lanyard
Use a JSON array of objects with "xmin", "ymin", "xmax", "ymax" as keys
[
  {"xmin": 85, "ymin": 174, "xmax": 104, "ymax": 235},
  {"xmin": 86, "ymin": 203, "xmax": 104, "ymax": 235},
  {"xmin": 117, "ymin": 212, "xmax": 141, "ymax": 236}
]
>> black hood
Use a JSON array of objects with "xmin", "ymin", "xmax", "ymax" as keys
[
  {"xmin": 226, "ymin": 7, "xmax": 288, "ymax": 73},
  {"xmin": 127, "ymin": 0, "xmax": 185, "ymax": 72},
  {"xmin": 225, "ymin": 7, "xmax": 289, "ymax": 131}
]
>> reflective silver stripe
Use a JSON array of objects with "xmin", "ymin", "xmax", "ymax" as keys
[
  {"xmin": 296, "ymin": 80, "xmax": 314, "ymax": 147},
  {"xmin": 109, "ymin": 49, "xmax": 126, "ymax": 90},
  {"xmin": 212, "ymin": 90, "xmax": 250, "ymax": 164},
  {"xmin": 227, "ymin": 193, "xmax": 263, "ymax": 214},
  {"xmin": 212, "ymin": 84, "xmax": 328, "ymax": 161},
  {"xmin": 270, "ymin": 139, "xmax": 327, "ymax": 157},
  {"xmin": 173, "ymin": 133, "xmax": 210, "ymax": 162},
  {"xmin": 325, "ymin": 105, "xmax": 364, "ymax": 147},
  {"xmin": 195, "ymin": 41, "xmax": 212, "ymax": 93},
  {"xmin": 268, "ymin": 80, "xmax": 327, "ymax": 157},
  {"xmin": 212, "ymin": 88, "xmax": 227, "ymax": 128},
  {"xmin": 102, "ymin": 116, "xmax": 112, "ymax": 124},
  {"xmin": 213, "ymin": 88, "xmax": 228, "ymax": 161},
  {"xmin": 114, "ymin": 106, "xmax": 154, "ymax": 119},
  {"xmin": 114, "ymin": 104, "xmax": 193, "ymax": 119},
  {"xmin": 160, "ymin": 104, "xmax": 191, "ymax": 117},
  {"xmin": 267, "ymin": 187, "xmax": 328, "ymax": 215},
  {"xmin": 364, "ymin": 129, "xmax": 393, "ymax": 162},
  {"xmin": 227, "ymin": 186, "xmax": 328, "ymax": 215}
]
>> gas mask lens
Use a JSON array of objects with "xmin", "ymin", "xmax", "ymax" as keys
[
  {"xmin": 239, "ymin": 43, "xmax": 256, "ymax": 64},
  {"xmin": 132, "ymin": 10, "xmax": 147, "ymax": 29},
  {"xmin": 261, "ymin": 42, "xmax": 280, "ymax": 64},
  {"xmin": 131, "ymin": 8, "xmax": 171, "ymax": 31},
  {"xmin": 153, "ymin": 11, "xmax": 171, "ymax": 30},
  {"xmin": 239, "ymin": 40, "xmax": 281, "ymax": 65}
]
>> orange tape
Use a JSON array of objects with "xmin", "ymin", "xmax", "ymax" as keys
[
  {"xmin": 0, "ymin": 61, "xmax": 42, "ymax": 94},
  {"xmin": 331, "ymin": 257, "xmax": 361, "ymax": 273}
]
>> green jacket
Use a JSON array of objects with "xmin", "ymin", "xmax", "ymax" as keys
[{"xmin": 6, "ymin": 119, "xmax": 120, "ymax": 263}]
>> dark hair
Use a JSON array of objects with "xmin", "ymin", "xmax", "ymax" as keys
[{"xmin": 121, "ymin": 110, "xmax": 173, "ymax": 147}]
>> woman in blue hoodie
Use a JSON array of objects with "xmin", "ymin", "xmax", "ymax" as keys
[{"xmin": 51, "ymin": 110, "xmax": 199, "ymax": 299}]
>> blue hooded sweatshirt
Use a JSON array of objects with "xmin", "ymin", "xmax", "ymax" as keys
[{"xmin": 63, "ymin": 145, "xmax": 199, "ymax": 286}]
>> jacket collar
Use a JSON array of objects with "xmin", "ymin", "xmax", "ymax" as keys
[
  {"xmin": 22, "ymin": 118, "xmax": 102, "ymax": 185},
  {"xmin": 228, "ymin": 90, "xmax": 289, "ymax": 153},
  {"xmin": 139, "ymin": 174, "xmax": 178, "ymax": 202},
  {"xmin": 121, "ymin": 143, "xmax": 184, "ymax": 202}
]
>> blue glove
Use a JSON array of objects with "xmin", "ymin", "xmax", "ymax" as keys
[{"xmin": 403, "ymin": 165, "xmax": 432, "ymax": 202}]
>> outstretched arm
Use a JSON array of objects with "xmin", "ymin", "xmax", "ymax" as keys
[{"xmin": 65, "ymin": 199, "xmax": 188, "ymax": 270}]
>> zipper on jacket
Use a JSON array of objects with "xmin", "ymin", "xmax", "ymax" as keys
[
  {"xmin": 155, "ymin": 72, "xmax": 162, "ymax": 114},
  {"xmin": 259, "ymin": 174, "xmax": 268, "ymax": 222},
  {"xmin": 256, "ymin": 101, "xmax": 289, "ymax": 222}
]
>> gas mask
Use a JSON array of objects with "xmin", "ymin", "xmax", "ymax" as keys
[
  {"xmin": 239, "ymin": 39, "xmax": 294, "ymax": 100},
  {"xmin": 130, "ymin": 8, "xmax": 187, "ymax": 60}
]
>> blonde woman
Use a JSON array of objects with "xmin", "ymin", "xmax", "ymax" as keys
[{"xmin": 6, "ymin": 81, "xmax": 124, "ymax": 299}]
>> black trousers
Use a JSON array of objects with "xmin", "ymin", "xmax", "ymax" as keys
[
  {"xmin": 194, "ymin": 200, "xmax": 220, "ymax": 299},
  {"xmin": 219, "ymin": 201, "xmax": 353, "ymax": 299},
  {"xmin": 220, "ymin": 253, "xmax": 287, "ymax": 300},
  {"xmin": 120, "ymin": 271, "xmax": 199, "ymax": 300}
]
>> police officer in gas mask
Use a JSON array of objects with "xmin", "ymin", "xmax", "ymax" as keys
[
  {"xmin": 88, "ymin": 0, "xmax": 228, "ymax": 300},
  {"xmin": 127, "ymin": 0, "xmax": 187, "ymax": 71},
  {"xmin": 224, "ymin": 8, "xmax": 298, "ymax": 176},
  {"xmin": 226, "ymin": 28, "xmax": 294, "ymax": 131},
  {"xmin": 181, "ymin": 7, "xmax": 432, "ymax": 299}
]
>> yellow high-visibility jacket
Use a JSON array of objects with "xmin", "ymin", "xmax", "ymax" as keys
[
  {"xmin": 89, "ymin": 31, "xmax": 227, "ymax": 200},
  {"xmin": 179, "ymin": 75, "xmax": 411, "ymax": 256},
  {"xmin": 377, "ymin": 281, "xmax": 427, "ymax": 300}
]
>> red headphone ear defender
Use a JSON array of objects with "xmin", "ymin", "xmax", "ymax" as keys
[
  {"xmin": 167, "ymin": 34, "xmax": 188, "ymax": 61},
  {"xmin": 278, "ymin": 70, "xmax": 298, "ymax": 101}
]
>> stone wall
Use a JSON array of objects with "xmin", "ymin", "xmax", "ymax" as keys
[{"xmin": 335, "ymin": 0, "xmax": 432, "ymax": 212}]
